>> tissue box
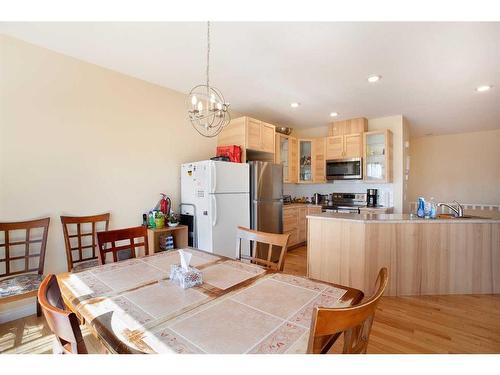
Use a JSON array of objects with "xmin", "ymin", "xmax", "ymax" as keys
[{"xmin": 169, "ymin": 264, "xmax": 203, "ymax": 289}]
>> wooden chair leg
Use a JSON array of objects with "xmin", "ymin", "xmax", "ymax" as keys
[{"xmin": 36, "ymin": 297, "xmax": 42, "ymax": 317}]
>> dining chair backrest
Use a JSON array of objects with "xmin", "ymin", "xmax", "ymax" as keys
[
  {"xmin": 236, "ymin": 226, "xmax": 290, "ymax": 271},
  {"xmin": 307, "ymin": 268, "xmax": 388, "ymax": 354},
  {"xmin": 38, "ymin": 274, "xmax": 87, "ymax": 354},
  {"xmin": 60, "ymin": 213, "xmax": 110, "ymax": 271},
  {"xmin": 96, "ymin": 226, "xmax": 149, "ymax": 265},
  {"xmin": 0, "ymin": 217, "xmax": 50, "ymax": 277}
]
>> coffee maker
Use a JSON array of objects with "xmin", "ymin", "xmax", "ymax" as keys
[{"xmin": 367, "ymin": 189, "xmax": 378, "ymax": 207}]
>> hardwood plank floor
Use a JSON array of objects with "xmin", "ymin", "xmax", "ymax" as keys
[{"xmin": 1, "ymin": 246, "xmax": 499, "ymax": 354}]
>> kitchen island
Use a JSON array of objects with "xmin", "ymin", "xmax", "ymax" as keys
[{"xmin": 306, "ymin": 212, "xmax": 500, "ymax": 296}]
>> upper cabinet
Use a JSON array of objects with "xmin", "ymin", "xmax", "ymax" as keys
[
  {"xmin": 326, "ymin": 118, "xmax": 367, "ymax": 160},
  {"xmin": 363, "ymin": 129, "xmax": 393, "ymax": 183},
  {"xmin": 298, "ymin": 139, "xmax": 313, "ymax": 182},
  {"xmin": 275, "ymin": 133, "xmax": 298, "ymax": 183},
  {"xmin": 217, "ymin": 116, "xmax": 276, "ymax": 161},
  {"xmin": 260, "ymin": 122, "xmax": 276, "ymax": 153},
  {"xmin": 298, "ymin": 138, "xmax": 325, "ymax": 183},
  {"xmin": 312, "ymin": 137, "xmax": 326, "ymax": 183},
  {"xmin": 328, "ymin": 118, "xmax": 368, "ymax": 137}
]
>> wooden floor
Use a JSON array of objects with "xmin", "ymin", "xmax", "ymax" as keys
[{"xmin": 1, "ymin": 246, "xmax": 499, "ymax": 354}]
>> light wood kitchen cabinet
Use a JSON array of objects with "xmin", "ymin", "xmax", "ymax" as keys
[
  {"xmin": 298, "ymin": 138, "xmax": 325, "ymax": 183},
  {"xmin": 275, "ymin": 133, "xmax": 298, "ymax": 183},
  {"xmin": 312, "ymin": 138, "xmax": 326, "ymax": 183},
  {"xmin": 217, "ymin": 116, "xmax": 276, "ymax": 161},
  {"xmin": 328, "ymin": 117, "xmax": 368, "ymax": 137},
  {"xmin": 283, "ymin": 206, "xmax": 299, "ymax": 246},
  {"xmin": 325, "ymin": 136, "xmax": 344, "ymax": 160},
  {"xmin": 298, "ymin": 139, "xmax": 313, "ymax": 182},
  {"xmin": 298, "ymin": 207, "xmax": 307, "ymax": 243},
  {"xmin": 283, "ymin": 205, "xmax": 323, "ymax": 247},
  {"xmin": 326, "ymin": 133, "xmax": 363, "ymax": 160},
  {"xmin": 344, "ymin": 133, "xmax": 363, "ymax": 158},
  {"xmin": 246, "ymin": 118, "xmax": 262, "ymax": 150},
  {"xmin": 260, "ymin": 122, "xmax": 276, "ymax": 153},
  {"xmin": 363, "ymin": 129, "xmax": 393, "ymax": 183}
]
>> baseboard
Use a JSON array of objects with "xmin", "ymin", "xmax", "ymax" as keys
[{"xmin": 0, "ymin": 302, "xmax": 36, "ymax": 324}]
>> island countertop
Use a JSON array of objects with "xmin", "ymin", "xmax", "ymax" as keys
[
  {"xmin": 307, "ymin": 212, "xmax": 500, "ymax": 224},
  {"xmin": 306, "ymin": 211, "xmax": 500, "ymax": 296}
]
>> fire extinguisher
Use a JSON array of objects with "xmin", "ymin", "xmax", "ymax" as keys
[{"xmin": 159, "ymin": 193, "xmax": 171, "ymax": 216}]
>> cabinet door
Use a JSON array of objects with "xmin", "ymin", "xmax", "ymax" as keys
[
  {"xmin": 344, "ymin": 133, "xmax": 363, "ymax": 158},
  {"xmin": 325, "ymin": 136, "xmax": 344, "ymax": 160},
  {"xmin": 261, "ymin": 123, "xmax": 275, "ymax": 153},
  {"xmin": 364, "ymin": 130, "xmax": 393, "ymax": 182},
  {"xmin": 313, "ymin": 138, "xmax": 326, "ymax": 183},
  {"xmin": 298, "ymin": 207, "xmax": 307, "ymax": 243},
  {"xmin": 277, "ymin": 135, "xmax": 289, "ymax": 182},
  {"xmin": 298, "ymin": 139, "xmax": 313, "ymax": 182},
  {"xmin": 289, "ymin": 137, "xmax": 298, "ymax": 183},
  {"xmin": 246, "ymin": 118, "xmax": 262, "ymax": 150}
]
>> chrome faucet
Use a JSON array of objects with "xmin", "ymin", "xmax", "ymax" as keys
[{"xmin": 437, "ymin": 200, "xmax": 464, "ymax": 217}]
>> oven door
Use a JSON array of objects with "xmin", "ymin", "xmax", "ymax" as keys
[{"xmin": 326, "ymin": 158, "xmax": 362, "ymax": 180}]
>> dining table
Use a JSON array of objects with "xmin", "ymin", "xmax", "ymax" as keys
[{"xmin": 57, "ymin": 248, "xmax": 364, "ymax": 354}]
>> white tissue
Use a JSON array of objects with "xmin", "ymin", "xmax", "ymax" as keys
[{"xmin": 178, "ymin": 249, "xmax": 192, "ymax": 271}]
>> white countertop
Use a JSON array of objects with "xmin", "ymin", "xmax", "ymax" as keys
[{"xmin": 306, "ymin": 212, "xmax": 500, "ymax": 224}]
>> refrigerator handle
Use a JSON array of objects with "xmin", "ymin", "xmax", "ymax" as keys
[
  {"xmin": 211, "ymin": 195, "xmax": 217, "ymax": 227},
  {"xmin": 211, "ymin": 164, "xmax": 217, "ymax": 193}
]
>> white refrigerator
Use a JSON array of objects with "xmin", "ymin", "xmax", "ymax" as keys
[{"xmin": 180, "ymin": 160, "xmax": 250, "ymax": 258}]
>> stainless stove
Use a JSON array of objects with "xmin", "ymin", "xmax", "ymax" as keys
[{"xmin": 322, "ymin": 193, "xmax": 367, "ymax": 213}]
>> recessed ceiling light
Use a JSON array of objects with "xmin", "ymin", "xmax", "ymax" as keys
[
  {"xmin": 476, "ymin": 85, "xmax": 492, "ymax": 92},
  {"xmin": 290, "ymin": 102, "xmax": 300, "ymax": 108},
  {"xmin": 330, "ymin": 112, "xmax": 339, "ymax": 117},
  {"xmin": 367, "ymin": 75, "xmax": 381, "ymax": 83}
]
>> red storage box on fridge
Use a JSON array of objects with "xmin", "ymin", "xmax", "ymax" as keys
[{"xmin": 216, "ymin": 145, "xmax": 242, "ymax": 163}]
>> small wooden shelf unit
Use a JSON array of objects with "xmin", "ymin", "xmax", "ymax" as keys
[{"xmin": 147, "ymin": 225, "xmax": 188, "ymax": 253}]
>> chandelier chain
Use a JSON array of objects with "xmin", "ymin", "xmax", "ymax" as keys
[{"xmin": 206, "ymin": 21, "xmax": 210, "ymax": 90}]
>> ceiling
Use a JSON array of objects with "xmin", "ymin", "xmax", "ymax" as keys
[{"xmin": 1, "ymin": 22, "xmax": 499, "ymax": 137}]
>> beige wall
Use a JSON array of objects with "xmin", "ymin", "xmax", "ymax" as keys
[
  {"xmin": 407, "ymin": 129, "xmax": 500, "ymax": 206},
  {"xmin": 0, "ymin": 36, "xmax": 222, "ymax": 317}
]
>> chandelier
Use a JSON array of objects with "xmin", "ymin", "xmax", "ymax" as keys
[{"xmin": 187, "ymin": 21, "xmax": 230, "ymax": 138}]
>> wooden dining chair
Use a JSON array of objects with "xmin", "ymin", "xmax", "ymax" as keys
[
  {"xmin": 0, "ymin": 217, "xmax": 50, "ymax": 317},
  {"xmin": 307, "ymin": 267, "xmax": 388, "ymax": 354},
  {"xmin": 96, "ymin": 226, "xmax": 149, "ymax": 265},
  {"xmin": 236, "ymin": 226, "xmax": 290, "ymax": 271},
  {"xmin": 37, "ymin": 274, "xmax": 88, "ymax": 354},
  {"xmin": 61, "ymin": 213, "xmax": 110, "ymax": 272}
]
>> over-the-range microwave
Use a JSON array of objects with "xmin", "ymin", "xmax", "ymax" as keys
[{"xmin": 326, "ymin": 158, "xmax": 363, "ymax": 180}]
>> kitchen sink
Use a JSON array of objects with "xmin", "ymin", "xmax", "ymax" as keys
[{"xmin": 437, "ymin": 214, "xmax": 490, "ymax": 220}]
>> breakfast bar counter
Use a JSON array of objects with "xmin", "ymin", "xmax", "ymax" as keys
[{"xmin": 306, "ymin": 212, "xmax": 500, "ymax": 296}]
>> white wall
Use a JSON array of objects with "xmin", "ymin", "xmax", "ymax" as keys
[
  {"xmin": 0, "ymin": 35, "xmax": 221, "ymax": 318},
  {"xmin": 286, "ymin": 115, "xmax": 406, "ymax": 212}
]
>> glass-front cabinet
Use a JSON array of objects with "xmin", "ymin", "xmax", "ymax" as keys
[
  {"xmin": 363, "ymin": 129, "xmax": 393, "ymax": 182},
  {"xmin": 299, "ymin": 139, "xmax": 313, "ymax": 182},
  {"xmin": 280, "ymin": 136, "xmax": 289, "ymax": 182},
  {"xmin": 275, "ymin": 134, "xmax": 298, "ymax": 183}
]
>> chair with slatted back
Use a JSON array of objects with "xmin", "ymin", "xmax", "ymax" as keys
[
  {"xmin": 236, "ymin": 226, "xmax": 290, "ymax": 271},
  {"xmin": 38, "ymin": 274, "xmax": 88, "ymax": 354},
  {"xmin": 96, "ymin": 226, "xmax": 149, "ymax": 265},
  {"xmin": 307, "ymin": 267, "xmax": 388, "ymax": 354},
  {"xmin": 61, "ymin": 213, "xmax": 110, "ymax": 272},
  {"xmin": 0, "ymin": 217, "xmax": 50, "ymax": 317}
]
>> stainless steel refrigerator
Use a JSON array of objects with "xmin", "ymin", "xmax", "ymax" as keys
[{"xmin": 249, "ymin": 161, "xmax": 283, "ymax": 260}]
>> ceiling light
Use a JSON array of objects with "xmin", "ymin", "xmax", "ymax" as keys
[
  {"xmin": 476, "ymin": 85, "xmax": 492, "ymax": 92},
  {"xmin": 290, "ymin": 102, "xmax": 300, "ymax": 108},
  {"xmin": 367, "ymin": 75, "xmax": 381, "ymax": 83},
  {"xmin": 330, "ymin": 112, "xmax": 339, "ymax": 117}
]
